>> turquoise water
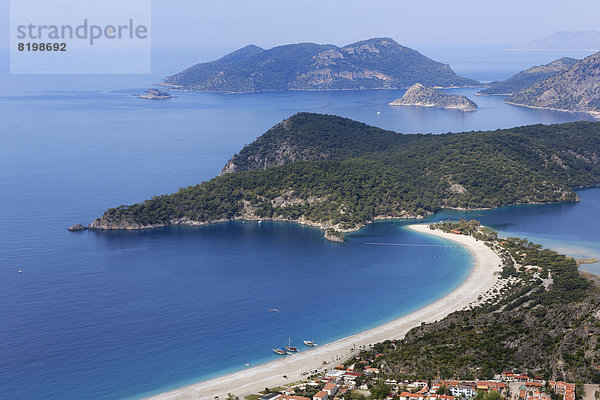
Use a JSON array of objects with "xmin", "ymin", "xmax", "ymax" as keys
[
  {"xmin": 428, "ymin": 187, "xmax": 600, "ymax": 272},
  {"xmin": 1, "ymin": 47, "xmax": 599, "ymax": 399}
]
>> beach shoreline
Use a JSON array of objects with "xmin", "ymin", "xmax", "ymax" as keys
[{"xmin": 146, "ymin": 224, "xmax": 502, "ymax": 400}]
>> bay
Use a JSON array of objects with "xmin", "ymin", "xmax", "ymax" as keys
[{"xmin": 1, "ymin": 46, "xmax": 598, "ymax": 399}]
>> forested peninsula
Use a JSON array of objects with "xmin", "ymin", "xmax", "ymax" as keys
[{"xmin": 88, "ymin": 113, "xmax": 600, "ymax": 240}]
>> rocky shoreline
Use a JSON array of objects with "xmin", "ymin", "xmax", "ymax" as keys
[
  {"xmin": 80, "ymin": 212, "xmax": 426, "ymax": 242},
  {"xmin": 505, "ymin": 101, "xmax": 600, "ymax": 119}
]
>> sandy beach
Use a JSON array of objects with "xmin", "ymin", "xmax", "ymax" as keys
[{"xmin": 147, "ymin": 224, "xmax": 502, "ymax": 400}]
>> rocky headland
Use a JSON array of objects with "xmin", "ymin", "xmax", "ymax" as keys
[{"xmin": 389, "ymin": 83, "xmax": 478, "ymax": 111}]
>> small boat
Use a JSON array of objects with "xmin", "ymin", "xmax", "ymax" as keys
[
  {"xmin": 273, "ymin": 348, "xmax": 287, "ymax": 355},
  {"xmin": 303, "ymin": 340, "xmax": 318, "ymax": 346},
  {"xmin": 285, "ymin": 337, "xmax": 298, "ymax": 352}
]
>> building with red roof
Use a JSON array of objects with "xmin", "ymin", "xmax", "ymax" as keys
[{"xmin": 313, "ymin": 390, "xmax": 328, "ymax": 400}]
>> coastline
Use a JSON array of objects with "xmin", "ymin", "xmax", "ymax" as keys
[
  {"xmin": 504, "ymin": 100, "xmax": 600, "ymax": 119},
  {"xmin": 156, "ymin": 84, "xmax": 482, "ymax": 94},
  {"xmin": 145, "ymin": 224, "xmax": 502, "ymax": 400},
  {"xmin": 87, "ymin": 213, "xmax": 427, "ymax": 242}
]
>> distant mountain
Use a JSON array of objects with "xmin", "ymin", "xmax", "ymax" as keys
[
  {"xmin": 390, "ymin": 83, "xmax": 478, "ymax": 111},
  {"xmin": 478, "ymin": 57, "xmax": 578, "ymax": 96},
  {"xmin": 161, "ymin": 38, "xmax": 479, "ymax": 92},
  {"xmin": 506, "ymin": 52, "xmax": 600, "ymax": 117},
  {"xmin": 515, "ymin": 31, "xmax": 600, "ymax": 51}
]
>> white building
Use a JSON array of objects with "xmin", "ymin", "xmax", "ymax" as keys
[{"xmin": 450, "ymin": 386, "xmax": 476, "ymax": 398}]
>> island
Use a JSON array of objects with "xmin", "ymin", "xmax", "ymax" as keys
[
  {"xmin": 389, "ymin": 83, "xmax": 478, "ymax": 111},
  {"xmin": 85, "ymin": 113, "xmax": 600, "ymax": 241},
  {"xmin": 506, "ymin": 51, "xmax": 600, "ymax": 117},
  {"xmin": 137, "ymin": 89, "xmax": 173, "ymax": 100},
  {"xmin": 159, "ymin": 38, "xmax": 480, "ymax": 93},
  {"xmin": 477, "ymin": 57, "xmax": 578, "ymax": 96}
]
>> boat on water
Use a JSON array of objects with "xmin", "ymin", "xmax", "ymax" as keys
[
  {"xmin": 303, "ymin": 340, "xmax": 318, "ymax": 346},
  {"xmin": 273, "ymin": 348, "xmax": 287, "ymax": 355},
  {"xmin": 285, "ymin": 337, "xmax": 298, "ymax": 352}
]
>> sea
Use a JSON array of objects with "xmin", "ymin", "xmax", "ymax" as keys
[{"xmin": 1, "ymin": 46, "xmax": 599, "ymax": 400}]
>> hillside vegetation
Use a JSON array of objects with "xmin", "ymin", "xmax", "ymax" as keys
[
  {"xmin": 478, "ymin": 57, "xmax": 578, "ymax": 96},
  {"xmin": 355, "ymin": 221, "xmax": 600, "ymax": 383},
  {"xmin": 507, "ymin": 52, "xmax": 600, "ymax": 116}
]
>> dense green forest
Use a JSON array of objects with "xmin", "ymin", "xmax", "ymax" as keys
[
  {"xmin": 90, "ymin": 113, "xmax": 600, "ymax": 234},
  {"xmin": 347, "ymin": 221, "xmax": 600, "ymax": 383}
]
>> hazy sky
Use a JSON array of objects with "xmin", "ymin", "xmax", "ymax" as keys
[{"xmin": 2, "ymin": 0, "xmax": 599, "ymax": 50}]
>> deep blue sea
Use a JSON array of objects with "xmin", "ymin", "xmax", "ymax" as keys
[{"xmin": 1, "ymin": 46, "xmax": 599, "ymax": 399}]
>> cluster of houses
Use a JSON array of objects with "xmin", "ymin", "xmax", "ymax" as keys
[
  {"xmin": 257, "ymin": 369, "xmax": 578, "ymax": 400},
  {"xmin": 396, "ymin": 379, "xmax": 506, "ymax": 400},
  {"xmin": 547, "ymin": 381, "xmax": 576, "ymax": 400},
  {"xmin": 499, "ymin": 372, "xmax": 575, "ymax": 400},
  {"xmin": 513, "ymin": 380, "xmax": 575, "ymax": 400},
  {"xmin": 261, "ymin": 380, "xmax": 343, "ymax": 400},
  {"xmin": 260, "ymin": 368, "xmax": 360, "ymax": 400}
]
